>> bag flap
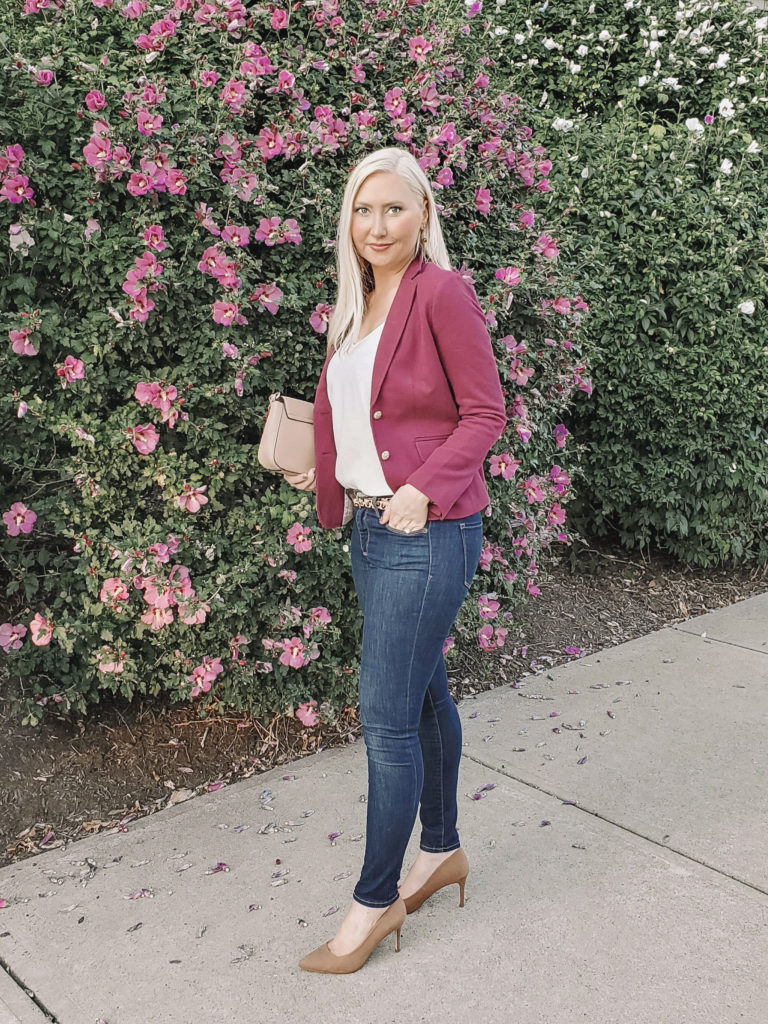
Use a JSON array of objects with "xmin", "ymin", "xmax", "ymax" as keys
[{"xmin": 279, "ymin": 395, "xmax": 314, "ymax": 424}]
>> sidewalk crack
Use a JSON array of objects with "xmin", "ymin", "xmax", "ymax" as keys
[
  {"xmin": 462, "ymin": 752, "xmax": 768, "ymax": 898},
  {"xmin": 670, "ymin": 626, "xmax": 768, "ymax": 659},
  {"xmin": 0, "ymin": 958, "xmax": 59, "ymax": 1023}
]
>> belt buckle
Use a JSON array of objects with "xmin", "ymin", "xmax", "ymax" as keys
[{"xmin": 349, "ymin": 490, "xmax": 388, "ymax": 511}]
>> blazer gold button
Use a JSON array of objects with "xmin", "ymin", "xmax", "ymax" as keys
[
  {"xmin": 373, "ymin": 410, "xmax": 382, "ymax": 420},
  {"xmin": 381, "ymin": 450, "xmax": 390, "ymax": 460}
]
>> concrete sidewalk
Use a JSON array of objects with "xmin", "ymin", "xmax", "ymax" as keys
[{"xmin": 1, "ymin": 593, "xmax": 766, "ymax": 1024}]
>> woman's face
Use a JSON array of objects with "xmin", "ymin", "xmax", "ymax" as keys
[{"xmin": 350, "ymin": 170, "xmax": 427, "ymax": 277}]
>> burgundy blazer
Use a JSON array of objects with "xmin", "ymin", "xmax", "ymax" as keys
[{"xmin": 313, "ymin": 254, "xmax": 507, "ymax": 529}]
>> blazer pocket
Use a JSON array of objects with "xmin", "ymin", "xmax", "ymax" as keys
[{"xmin": 414, "ymin": 434, "xmax": 450, "ymax": 461}]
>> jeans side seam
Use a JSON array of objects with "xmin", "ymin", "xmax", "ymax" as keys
[
  {"xmin": 403, "ymin": 527, "xmax": 433, "ymax": 856},
  {"xmin": 425, "ymin": 685, "xmax": 446, "ymax": 848}
]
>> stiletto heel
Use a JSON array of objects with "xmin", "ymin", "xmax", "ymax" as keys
[
  {"xmin": 398, "ymin": 848, "xmax": 470, "ymax": 914},
  {"xmin": 298, "ymin": 897, "xmax": 407, "ymax": 974}
]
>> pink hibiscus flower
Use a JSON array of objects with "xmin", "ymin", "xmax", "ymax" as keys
[
  {"xmin": 286, "ymin": 522, "xmax": 312, "ymax": 553},
  {"xmin": 99, "ymin": 577, "xmax": 131, "ymax": 605},
  {"xmin": 474, "ymin": 188, "xmax": 491, "ymax": 215},
  {"xmin": 520, "ymin": 476, "xmax": 546, "ymax": 504},
  {"xmin": 85, "ymin": 89, "xmax": 107, "ymax": 111},
  {"xmin": 488, "ymin": 454, "xmax": 520, "ymax": 480},
  {"xmin": 309, "ymin": 302, "xmax": 334, "ymax": 334},
  {"xmin": 176, "ymin": 484, "xmax": 209, "ymax": 513},
  {"xmin": 251, "ymin": 282, "xmax": 283, "ymax": 315},
  {"xmin": 3, "ymin": 502, "xmax": 36, "ymax": 536},
  {"xmin": 143, "ymin": 224, "xmax": 166, "ymax": 251},
  {"xmin": 29, "ymin": 612, "xmax": 54, "ymax": 647},
  {"xmin": 0, "ymin": 623, "xmax": 27, "ymax": 652},
  {"xmin": 279, "ymin": 637, "xmax": 309, "ymax": 669},
  {"xmin": 212, "ymin": 300, "xmax": 247, "ymax": 326},
  {"xmin": 478, "ymin": 594, "xmax": 500, "ymax": 619},
  {"xmin": 408, "ymin": 35, "xmax": 433, "ymax": 61},
  {"xmin": 55, "ymin": 355, "xmax": 85, "ymax": 388},
  {"xmin": 129, "ymin": 423, "xmax": 160, "ymax": 455},
  {"xmin": 296, "ymin": 700, "xmax": 319, "ymax": 726},
  {"xmin": 221, "ymin": 224, "xmax": 250, "ymax": 246},
  {"xmin": 553, "ymin": 424, "xmax": 569, "ymax": 449},
  {"xmin": 9, "ymin": 329, "xmax": 38, "ymax": 356}
]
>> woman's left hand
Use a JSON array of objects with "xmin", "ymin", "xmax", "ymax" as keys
[{"xmin": 380, "ymin": 484, "xmax": 430, "ymax": 532}]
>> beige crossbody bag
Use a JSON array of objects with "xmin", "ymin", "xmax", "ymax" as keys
[{"xmin": 257, "ymin": 392, "xmax": 315, "ymax": 476}]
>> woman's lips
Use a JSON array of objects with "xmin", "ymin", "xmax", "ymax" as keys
[{"xmin": 368, "ymin": 243, "xmax": 392, "ymax": 250}]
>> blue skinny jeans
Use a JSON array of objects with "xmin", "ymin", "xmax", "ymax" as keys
[{"xmin": 349, "ymin": 507, "xmax": 483, "ymax": 908}]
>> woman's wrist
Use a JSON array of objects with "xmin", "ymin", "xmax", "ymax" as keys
[{"xmin": 402, "ymin": 483, "xmax": 430, "ymax": 506}]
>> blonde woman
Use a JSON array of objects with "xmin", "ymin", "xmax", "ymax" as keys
[{"xmin": 286, "ymin": 147, "xmax": 506, "ymax": 973}]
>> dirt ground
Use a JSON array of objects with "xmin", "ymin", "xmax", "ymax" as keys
[{"xmin": 2, "ymin": 544, "xmax": 766, "ymax": 868}]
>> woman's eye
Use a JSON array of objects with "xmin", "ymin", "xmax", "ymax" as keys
[{"xmin": 388, "ymin": 206, "xmax": 401, "ymax": 214}]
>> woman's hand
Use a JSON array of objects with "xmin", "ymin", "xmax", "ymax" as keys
[
  {"xmin": 283, "ymin": 468, "xmax": 316, "ymax": 492},
  {"xmin": 380, "ymin": 483, "xmax": 429, "ymax": 531}
]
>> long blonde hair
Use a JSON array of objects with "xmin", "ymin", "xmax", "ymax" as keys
[{"xmin": 327, "ymin": 147, "xmax": 451, "ymax": 354}]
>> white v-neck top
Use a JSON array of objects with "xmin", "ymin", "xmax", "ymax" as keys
[{"xmin": 325, "ymin": 323, "xmax": 393, "ymax": 496}]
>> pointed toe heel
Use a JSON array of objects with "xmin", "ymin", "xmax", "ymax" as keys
[{"xmin": 298, "ymin": 897, "xmax": 407, "ymax": 975}]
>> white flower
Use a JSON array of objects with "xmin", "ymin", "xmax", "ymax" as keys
[
  {"xmin": 494, "ymin": 26, "xmax": 508, "ymax": 36},
  {"xmin": 756, "ymin": 16, "xmax": 767, "ymax": 31},
  {"xmin": 649, "ymin": 40, "xmax": 662, "ymax": 53},
  {"xmin": 9, "ymin": 224, "xmax": 35, "ymax": 254},
  {"xmin": 577, "ymin": 44, "xmax": 589, "ymax": 57},
  {"xmin": 720, "ymin": 158, "xmax": 733, "ymax": 174},
  {"xmin": 714, "ymin": 52, "xmax": 730, "ymax": 69},
  {"xmin": 638, "ymin": 75, "xmax": 650, "ymax": 86},
  {"xmin": 661, "ymin": 77, "xmax": 681, "ymax": 90},
  {"xmin": 569, "ymin": 62, "xmax": 581, "ymax": 74},
  {"xmin": 543, "ymin": 37, "xmax": 558, "ymax": 50},
  {"xmin": 718, "ymin": 97, "xmax": 735, "ymax": 118},
  {"xmin": 736, "ymin": 75, "xmax": 748, "ymax": 85},
  {"xmin": 738, "ymin": 300, "xmax": 755, "ymax": 315},
  {"xmin": 746, "ymin": 140, "xmax": 761, "ymax": 154},
  {"xmin": 551, "ymin": 117, "xmax": 574, "ymax": 131},
  {"xmin": 581, "ymin": 167, "xmax": 590, "ymax": 178},
  {"xmin": 598, "ymin": 30, "xmax": 611, "ymax": 42},
  {"xmin": 514, "ymin": 33, "xmax": 526, "ymax": 44},
  {"xmin": 685, "ymin": 117, "xmax": 705, "ymax": 132}
]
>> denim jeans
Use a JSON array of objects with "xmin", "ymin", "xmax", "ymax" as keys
[{"xmin": 349, "ymin": 506, "xmax": 483, "ymax": 908}]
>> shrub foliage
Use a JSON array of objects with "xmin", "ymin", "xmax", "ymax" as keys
[
  {"xmin": 495, "ymin": 0, "xmax": 768, "ymax": 564},
  {"xmin": 0, "ymin": 0, "xmax": 590, "ymax": 724}
]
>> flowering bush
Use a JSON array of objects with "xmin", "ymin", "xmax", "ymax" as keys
[
  {"xmin": 1, "ymin": 0, "xmax": 589, "ymax": 724},
  {"xmin": 494, "ymin": 0, "xmax": 768, "ymax": 564}
]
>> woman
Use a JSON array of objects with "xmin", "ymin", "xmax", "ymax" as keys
[{"xmin": 285, "ymin": 147, "xmax": 507, "ymax": 974}]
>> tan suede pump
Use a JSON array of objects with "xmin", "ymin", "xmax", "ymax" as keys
[
  {"xmin": 298, "ymin": 896, "xmax": 407, "ymax": 974},
  {"xmin": 398, "ymin": 847, "xmax": 469, "ymax": 914}
]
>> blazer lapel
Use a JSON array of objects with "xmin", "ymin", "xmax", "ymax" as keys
[{"xmin": 370, "ymin": 254, "xmax": 423, "ymax": 406}]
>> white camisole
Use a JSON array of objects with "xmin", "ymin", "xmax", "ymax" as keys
[{"xmin": 325, "ymin": 323, "xmax": 394, "ymax": 496}]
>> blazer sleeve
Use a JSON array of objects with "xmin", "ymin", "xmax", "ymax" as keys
[{"xmin": 405, "ymin": 272, "xmax": 507, "ymax": 516}]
